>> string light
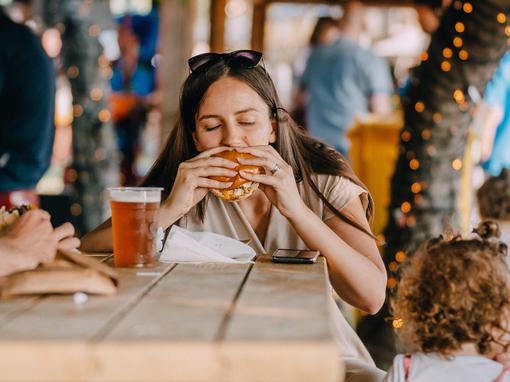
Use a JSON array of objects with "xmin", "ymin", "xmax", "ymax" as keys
[
  {"xmin": 411, "ymin": 182, "xmax": 422, "ymax": 194},
  {"xmin": 497, "ymin": 13, "xmax": 507, "ymax": 24},
  {"xmin": 401, "ymin": 131, "xmax": 411, "ymax": 142},
  {"xmin": 409, "ymin": 159, "xmax": 420, "ymax": 170},
  {"xmin": 73, "ymin": 104, "xmax": 84, "ymax": 117},
  {"xmin": 414, "ymin": 194, "xmax": 424, "ymax": 204},
  {"xmin": 443, "ymin": 48, "xmax": 453, "ymax": 58},
  {"xmin": 452, "ymin": 159, "xmax": 463, "ymax": 170},
  {"xmin": 454, "ymin": 1, "xmax": 462, "ymax": 10},
  {"xmin": 90, "ymin": 88, "xmax": 103, "ymax": 101},
  {"xmin": 67, "ymin": 66, "xmax": 79, "ymax": 78},
  {"xmin": 395, "ymin": 251, "xmax": 406, "ymax": 262},
  {"xmin": 387, "ymin": 277, "xmax": 397, "ymax": 288},
  {"xmin": 459, "ymin": 50, "xmax": 469, "ymax": 60},
  {"xmin": 421, "ymin": 129, "xmax": 431, "ymax": 140},
  {"xmin": 420, "ymin": 51, "xmax": 429, "ymax": 61},
  {"xmin": 432, "ymin": 113, "xmax": 442, "ymax": 123},
  {"xmin": 98, "ymin": 109, "xmax": 111, "ymax": 122},
  {"xmin": 462, "ymin": 2, "xmax": 473, "ymax": 13},
  {"xmin": 455, "ymin": 22, "xmax": 465, "ymax": 33},
  {"xmin": 426, "ymin": 145, "xmax": 437, "ymax": 156},
  {"xmin": 453, "ymin": 37, "xmax": 463, "ymax": 48},
  {"xmin": 389, "ymin": 262, "xmax": 399, "ymax": 272},
  {"xmin": 441, "ymin": 61, "xmax": 451, "ymax": 72},
  {"xmin": 453, "ymin": 89, "xmax": 465, "ymax": 103},
  {"xmin": 415, "ymin": 102, "xmax": 425, "ymax": 112},
  {"xmin": 401, "ymin": 201, "xmax": 412, "ymax": 213}
]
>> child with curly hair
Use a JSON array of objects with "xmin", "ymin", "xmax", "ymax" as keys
[
  {"xmin": 384, "ymin": 221, "xmax": 510, "ymax": 382},
  {"xmin": 478, "ymin": 169, "xmax": 510, "ymax": 252}
]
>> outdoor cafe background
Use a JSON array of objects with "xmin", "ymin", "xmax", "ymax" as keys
[{"xmin": 4, "ymin": 0, "xmax": 431, "ymax": 237}]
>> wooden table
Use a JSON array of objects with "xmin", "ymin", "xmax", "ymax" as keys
[{"xmin": 0, "ymin": 255, "xmax": 343, "ymax": 382}]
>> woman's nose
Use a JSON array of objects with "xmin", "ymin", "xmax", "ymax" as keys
[{"xmin": 220, "ymin": 124, "xmax": 244, "ymax": 146}]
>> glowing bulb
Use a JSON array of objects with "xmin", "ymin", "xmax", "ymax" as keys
[
  {"xmin": 455, "ymin": 22, "xmax": 465, "ymax": 33},
  {"xmin": 453, "ymin": 89, "xmax": 465, "ymax": 103},
  {"xmin": 98, "ymin": 109, "xmax": 111, "ymax": 122},
  {"xmin": 463, "ymin": 2, "xmax": 473, "ymax": 13},
  {"xmin": 421, "ymin": 129, "xmax": 431, "ymax": 140},
  {"xmin": 387, "ymin": 277, "xmax": 397, "ymax": 288},
  {"xmin": 441, "ymin": 61, "xmax": 451, "ymax": 72},
  {"xmin": 401, "ymin": 131, "xmax": 411, "ymax": 142},
  {"xmin": 459, "ymin": 50, "xmax": 469, "ymax": 60},
  {"xmin": 411, "ymin": 182, "xmax": 422, "ymax": 194},
  {"xmin": 401, "ymin": 202, "xmax": 412, "ymax": 213},
  {"xmin": 420, "ymin": 51, "xmax": 429, "ymax": 61},
  {"xmin": 443, "ymin": 48, "xmax": 453, "ymax": 58},
  {"xmin": 409, "ymin": 159, "xmax": 420, "ymax": 170},
  {"xmin": 497, "ymin": 13, "xmax": 507, "ymax": 23},
  {"xmin": 395, "ymin": 251, "xmax": 406, "ymax": 262},
  {"xmin": 415, "ymin": 102, "xmax": 425, "ymax": 112},
  {"xmin": 389, "ymin": 262, "xmax": 399, "ymax": 272},
  {"xmin": 452, "ymin": 159, "xmax": 463, "ymax": 170},
  {"xmin": 453, "ymin": 37, "xmax": 463, "ymax": 47}
]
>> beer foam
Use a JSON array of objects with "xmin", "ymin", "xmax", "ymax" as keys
[{"xmin": 109, "ymin": 189, "xmax": 161, "ymax": 203}]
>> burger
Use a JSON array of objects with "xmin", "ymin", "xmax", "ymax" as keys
[{"xmin": 209, "ymin": 150, "xmax": 264, "ymax": 202}]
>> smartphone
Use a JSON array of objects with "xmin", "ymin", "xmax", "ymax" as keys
[{"xmin": 271, "ymin": 249, "xmax": 320, "ymax": 264}]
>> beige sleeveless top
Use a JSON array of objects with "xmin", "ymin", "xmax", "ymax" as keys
[{"xmin": 177, "ymin": 173, "xmax": 376, "ymax": 365}]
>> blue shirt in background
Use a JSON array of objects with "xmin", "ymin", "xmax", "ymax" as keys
[
  {"xmin": 482, "ymin": 52, "xmax": 510, "ymax": 176},
  {"xmin": 0, "ymin": 9, "xmax": 55, "ymax": 192},
  {"xmin": 301, "ymin": 37, "xmax": 393, "ymax": 155}
]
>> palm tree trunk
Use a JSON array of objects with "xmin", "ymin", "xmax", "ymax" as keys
[
  {"xmin": 359, "ymin": 0, "xmax": 510, "ymax": 367},
  {"xmin": 43, "ymin": 0, "xmax": 119, "ymax": 235}
]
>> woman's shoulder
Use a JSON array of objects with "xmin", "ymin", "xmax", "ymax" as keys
[{"xmin": 310, "ymin": 173, "xmax": 366, "ymax": 197}]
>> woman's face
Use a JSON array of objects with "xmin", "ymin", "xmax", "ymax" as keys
[{"xmin": 193, "ymin": 76, "xmax": 276, "ymax": 151}]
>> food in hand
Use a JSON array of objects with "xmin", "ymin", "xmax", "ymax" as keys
[
  {"xmin": 0, "ymin": 205, "xmax": 33, "ymax": 234},
  {"xmin": 209, "ymin": 150, "xmax": 264, "ymax": 202}
]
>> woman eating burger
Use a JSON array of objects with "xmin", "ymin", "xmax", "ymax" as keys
[{"xmin": 81, "ymin": 50, "xmax": 387, "ymax": 381}]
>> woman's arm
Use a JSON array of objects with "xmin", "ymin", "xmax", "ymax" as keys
[
  {"xmin": 286, "ymin": 197, "xmax": 386, "ymax": 314},
  {"xmin": 79, "ymin": 218, "xmax": 113, "ymax": 253}
]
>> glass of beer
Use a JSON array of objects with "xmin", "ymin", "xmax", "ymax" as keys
[{"xmin": 108, "ymin": 187, "xmax": 163, "ymax": 268}]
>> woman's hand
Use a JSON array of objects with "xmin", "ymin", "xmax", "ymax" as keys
[
  {"xmin": 161, "ymin": 146, "xmax": 237, "ymax": 225},
  {"xmin": 236, "ymin": 146, "xmax": 306, "ymax": 218}
]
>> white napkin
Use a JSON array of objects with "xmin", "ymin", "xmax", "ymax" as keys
[{"xmin": 158, "ymin": 225, "xmax": 256, "ymax": 263}]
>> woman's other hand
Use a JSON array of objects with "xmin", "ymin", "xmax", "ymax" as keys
[{"xmin": 236, "ymin": 145, "xmax": 306, "ymax": 219}]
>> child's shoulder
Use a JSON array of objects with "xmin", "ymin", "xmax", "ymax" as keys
[{"xmin": 385, "ymin": 352, "xmax": 507, "ymax": 382}]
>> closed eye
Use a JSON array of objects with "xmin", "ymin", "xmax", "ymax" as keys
[
  {"xmin": 204, "ymin": 124, "xmax": 221, "ymax": 131},
  {"xmin": 239, "ymin": 121, "xmax": 255, "ymax": 126}
]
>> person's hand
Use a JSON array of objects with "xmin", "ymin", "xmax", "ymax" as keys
[
  {"xmin": 0, "ymin": 210, "xmax": 81, "ymax": 276},
  {"xmin": 161, "ymin": 146, "xmax": 237, "ymax": 223},
  {"xmin": 236, "ymin": 146, "xmax": 307, "ymax": 218}
]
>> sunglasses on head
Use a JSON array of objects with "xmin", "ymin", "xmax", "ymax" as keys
[{"xmin": 188, "ymin": 50, "xmax": 263, "ymax": 73}]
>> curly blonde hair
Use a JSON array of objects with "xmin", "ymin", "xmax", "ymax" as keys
[
  {"xmin": 478, "ymin": 169, "xmax": 510, "ymax": 221},
  {"xmin": 392, "ymin": 221, "xmax": 510, "ymax": 356}
]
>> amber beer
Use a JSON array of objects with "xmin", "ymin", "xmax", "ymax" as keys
[{"xmin": 108, "ymin": 187, "xmax": 163, "ymax": 267}]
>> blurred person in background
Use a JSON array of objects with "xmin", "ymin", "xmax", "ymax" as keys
[
  {"xmin": 478, "ymin": 52, "xmax": 510, "ymax": 177},
  {"xmin": 291, "ymin": 16, "xmax": 340, "ymax": 130},
  {"xmin": 110, "ymin": 12, "xmax": 159, "ymax": 186},
  {"xmin": 0, "ymin": 3, "xmax": 55, "ymax": 209},
  {"xmin": 299, "ymin": 1, "xmax": 393, "ymax": 156}
]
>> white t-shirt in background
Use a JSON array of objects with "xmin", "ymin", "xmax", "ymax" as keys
[{"xmin": 383, "ymin": 353, "xmax": 509, "ymax": 382}]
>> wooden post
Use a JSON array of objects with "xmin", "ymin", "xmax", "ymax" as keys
[
  {"xmin": 251, "ymin": 1, "xmax": 267, "ymax": 52},
  {"xmin": 159, "ymin": 0, "xmax": 195, "ymax": 137},
  {"xmin": 210, "ymin": 0, "xmax": 226, "ymax": 52}
]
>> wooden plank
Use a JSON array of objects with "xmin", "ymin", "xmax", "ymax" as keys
[
  {"xmin": 0, "ymin": 262, "xmax": 175, "ymax": 340},
  {"xmin": 210, "ymin": 0, "xmax": 226, "ymax": 52},
  {"xmin": 224, "ymin": 256, "xmax": 333, "ymax": 341},
  {"xmin": 0, "ymin": 253, "xmax": 113, "ymax": 327},
  {"xmin": 220, "ymin": 255, "xmax": 343, "ymax": 381},
  {"xmin": 105, "ymin": 262, "xmax": 251, "ymax": 341}
]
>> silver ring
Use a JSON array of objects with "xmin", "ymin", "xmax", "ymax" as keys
[{"xmin": 270, "ymin": 163, "xmax": 280, "ymax": 175}]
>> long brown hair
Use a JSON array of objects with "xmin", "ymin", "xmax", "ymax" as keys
[{"xmin": 141, "ymin": 59, "xmax": 374, "ymax": 235}]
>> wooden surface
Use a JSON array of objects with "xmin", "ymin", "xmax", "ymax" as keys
[{"xmin": 0, "ymin": 255, "xmax": 343, "ymax": 382}]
